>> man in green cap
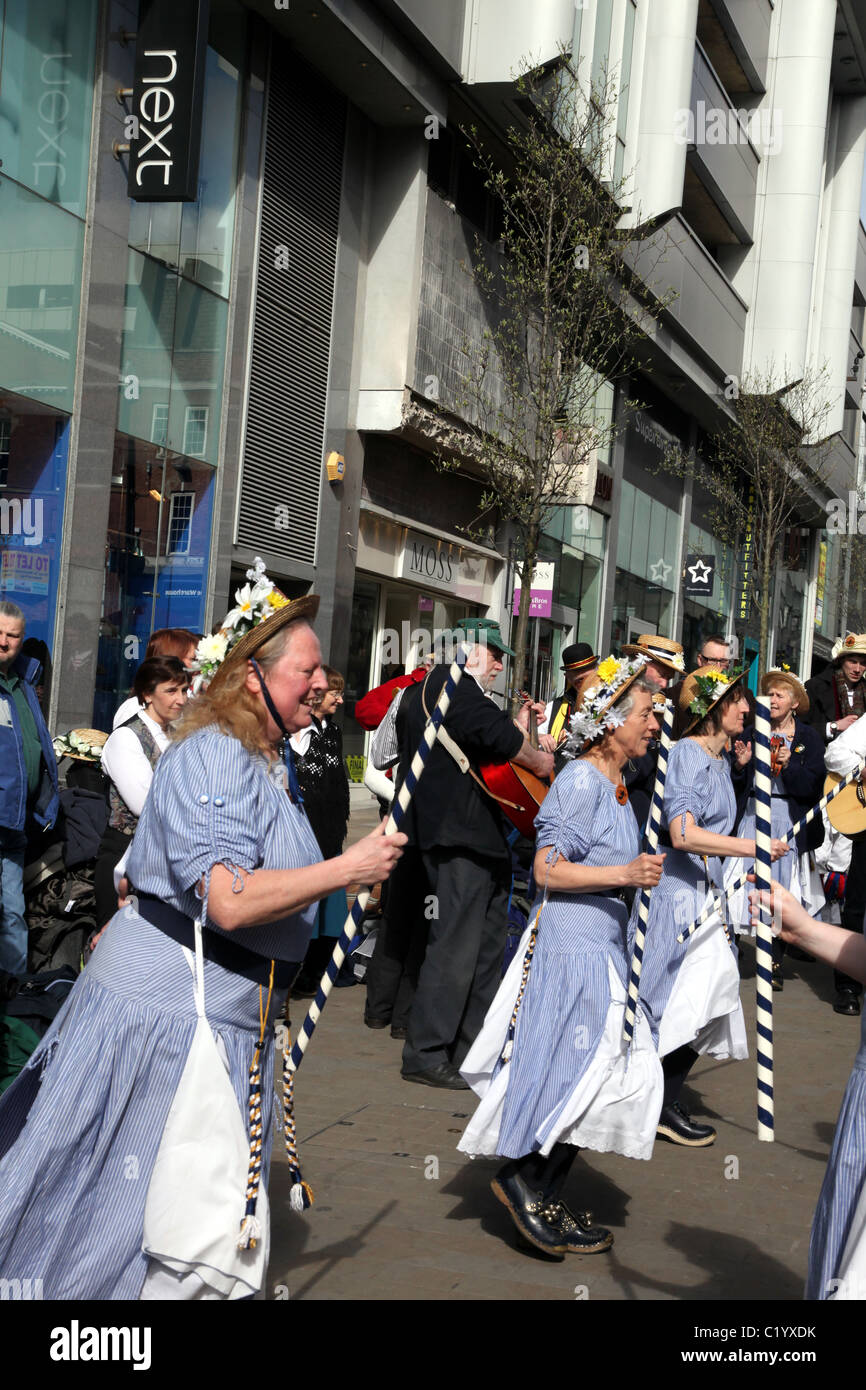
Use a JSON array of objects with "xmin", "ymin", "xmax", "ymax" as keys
[{"xmin": 394, "ymin": 620, "xmax": 553, "ymax": 1088}]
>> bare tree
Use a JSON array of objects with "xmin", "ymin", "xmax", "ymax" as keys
[
  {"xmin": 434, "ymin": 56, "xmax": 674, "ymax": 707},
  {"xmin": 662, "ymin": 363, "xmax": 836, "ymax": 678}
]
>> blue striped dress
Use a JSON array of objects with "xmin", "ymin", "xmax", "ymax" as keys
[
  {"xmin": 632, "ymin": 739, "xmax": 747, "ymax": 1061},
  {"xmin": 807, "ymin": 1023, "xmax": 866, "ymax": 1299},
  {"xmin": 0, "ymin": 726, "xmax": 322, "ymax": 1299},
  {"xmin": 458, "ymin": 760, "xmax": 663, "ymax": 1162}
]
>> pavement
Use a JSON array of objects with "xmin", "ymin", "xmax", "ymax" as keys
[{"xmin": 267, "ymin": 788, "xmax": 858, "ymax": 1301}]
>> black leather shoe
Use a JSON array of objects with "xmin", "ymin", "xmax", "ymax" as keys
[
  {"xmin": 554, "ymin": 1202, "xmax": 614, "ymax": 1253},
  {"xmin": 490, "ymin": 1167, "xmax": 568, "ymax": 1258},
  {"xmin": 401, "ymin": 1063, "xmax": 469, "ymax": 1090},
  {"xmin": 834, "ymin": 991, "xmax": 861, "ymax": 1016},
  {"xmin": 390, "ymin": 1025, "xmax": 408, "ymax": 1040},
  {"xmin": 771, "ymin": 964, "xmax": 784, "ymax": 993},
  {"xmin": 363, "ymin": 1013, "xmax": 391, "ymax": 1030},
  {"xmin": 656, "ymin": 1101, "xmax": 716, "ymax": 1147}
]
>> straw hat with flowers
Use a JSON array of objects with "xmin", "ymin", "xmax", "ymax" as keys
[
  {"xmin": 191, "ymin": 557, "xmax": 319, "ymax": 691},
  {"xmin": 561, "ymin": 652, "xmax": 651, "ymax": 757},
  {"xmin": 678, "ymin": 665, "xmax": 748, "ymax": 734}
]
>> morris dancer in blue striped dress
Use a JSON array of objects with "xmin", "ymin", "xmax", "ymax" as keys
[
  {"xmin": 634, "ymin": 668, "xmax": 788, "ymax": 1147},
  {"xmin": 0, "ymin": 582, "xmax": 405, "ymax": 1299},
  {"xmin": 458, "ymin": 657, "xmax": 665, "ymax": 1258},
  {"xmin": 750, "ymin": 879, "xmax": 866, "ymax": 1298}
]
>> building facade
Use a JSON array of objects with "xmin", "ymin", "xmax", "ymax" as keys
[{"xmin": 2, "ymin": 0, "xmax": 866, "ymax": 769}]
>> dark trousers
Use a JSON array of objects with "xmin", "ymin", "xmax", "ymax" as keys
[
  {"xmin": 402, "ymin": 847, "xmax": 510, "ymax": 1073},
  {"xmin": 364, "ymin": 847, "xmax": 429, "ymax": 1028},
  {"xmin": 508, "ymin": 1143, "xmax": 577, "ymax": 1201},
  {"xmin": 836, "ymin": 833, "xmax": 866, "ymax": 995},
  {"xmin": 94, "ymin": 825, "xmax": 132, "ymax": 929}
]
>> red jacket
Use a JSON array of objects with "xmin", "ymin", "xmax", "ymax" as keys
[{"xmin": 353, "ymin": 668, "xmax": 427, "ymax": 729}]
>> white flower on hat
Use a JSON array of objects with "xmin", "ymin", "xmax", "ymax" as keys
[
  {"xmin": 196, "ymin": 632, "xmax": 229, "ymax": 665},
  {"xmin": 560, "ymin": 654, "xmax": 650, "ymax": 759}
]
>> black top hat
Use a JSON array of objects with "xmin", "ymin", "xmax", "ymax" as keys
[{"xmin": 561, "ymin": 643, "xmax": 598, "ymax": 673}]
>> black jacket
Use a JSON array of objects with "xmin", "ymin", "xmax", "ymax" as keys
[
  {"xmin": 729, "ymin": 717, "xmax": 825, "ymax": 853},
  {"xmin": 804, "ymin": 667, "xmax": 866, "ymax": 746},
  {"xmin": 396, "ymin": 665, "xmax": 524, "ymax": 858}
]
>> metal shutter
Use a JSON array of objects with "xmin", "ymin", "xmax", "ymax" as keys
[{"xmin": 237, "ymin": 45, "xmax": 345, "ymax": 565}]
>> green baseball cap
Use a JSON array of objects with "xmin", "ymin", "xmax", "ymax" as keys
[{"xmin": 456, "ymin": 617, "xmax": 515, "ymax": 657}]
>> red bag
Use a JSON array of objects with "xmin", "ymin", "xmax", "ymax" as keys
[{"xmin": 353, "ymin": 668, "xmax": 427, "ymax": 730}]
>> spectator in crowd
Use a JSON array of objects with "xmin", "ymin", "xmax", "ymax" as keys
[
  {"xmin": 0, "ymin": 601, "xmax": 59, "ymax": 977},
  {"xmin": 808, "ymin": 634, "xmax": 866, "ymax": 1015},
  {"xmin": 696, "ymin": 633, "xmax": 732, "ymax": 670},
  {"xmin": 724, "ymin": 669, "xmax": 825, "ymax": 991},
  {"xmin": 290, "ymin": 665, "xmax": 352, "ymax": 996},
  {"xmin": 95, "ymin": 657, "xmax": 188, "ymax": 926},
  {"xmin": 113, "ymin": 628, "xmax": 200, "ymax": 728}
]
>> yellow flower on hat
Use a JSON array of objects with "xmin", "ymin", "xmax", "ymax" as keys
[
  {"xmin": 699, "ymin": 667, "xmax": 729, "ymax": 684},
  {"xmin": 268, "ymin": 591, "xmax": 289, "ymax": 610},
  {"xmin": 597, "ymin": 656, "xmax": 619, "ymax": 685}
]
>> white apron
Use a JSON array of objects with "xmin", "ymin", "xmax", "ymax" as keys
[{"xmin": 140, "ymin": 917, "xmax": 269, "ymax": 1300}]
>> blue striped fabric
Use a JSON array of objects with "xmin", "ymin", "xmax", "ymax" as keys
[
  {"xmin": 0, "ymin": 725, "xmax": 322, "ymax": 1298},
  {"xmin": 494, "ymin": 761, "xmax": 641, "ymax": 1157},
  {"xmin": 631, "ymin": 739, "xmax": 736, "ymax": 1040},
  {"xmin": 807, "ymin": 1048, "xmax": 866, "ymax": 1299},
  {"xmin": 0, "ymin": 909, "xmax": 293, "ymax": 1298},
  {"xmin": 127, "ymin": 726, "xmax": 322, "ymax": 960}
]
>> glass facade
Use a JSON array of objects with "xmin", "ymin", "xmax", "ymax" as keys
[
  {"xmin": 682, "ymin": 513, "xmax": 736, "ymax": 665},
  {"xmin": 98, "ymin": 3, "xmax": 248, "ymax": 721},
  {"xmin": 612, "ymin": 476, "xmax": 679, "ymax": 646},
  {"xmin": 0, "ymin": 0, "xmax": 97, "ymax": 663}
]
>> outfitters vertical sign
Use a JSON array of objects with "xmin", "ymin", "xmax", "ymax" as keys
[{"xmin": 127, "ymin": 0, "xmax": 210, "ymax": 202}]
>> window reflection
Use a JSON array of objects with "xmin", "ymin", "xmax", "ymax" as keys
[{"xmin": 95, "ymin": 434, "xmax": 214, "ymax": 728}]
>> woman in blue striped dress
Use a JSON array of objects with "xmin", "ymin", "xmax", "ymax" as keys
[
  {"xmin": 458, "ymin": 658, "xmax": 666, "ymax": 1258},
  {"xmin": 750, "ymin": 878, "xmax": 866, "ymax": 1299},
  {"xmin": 634, "ymin": 669, "xmax": 789, "ymax": 1147},
  {"xmin": 0, "ymin": 594, "xmax": 405, "ymax": 1299}
]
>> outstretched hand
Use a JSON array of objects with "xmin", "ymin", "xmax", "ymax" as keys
[{"xmin": 340, "ymin": 822, "xmax": 406, "ymax": 886}]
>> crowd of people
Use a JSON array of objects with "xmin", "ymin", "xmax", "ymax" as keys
[{"xmin": 2, "ymin": 578, "xmax": 866, "ymax": 1299}]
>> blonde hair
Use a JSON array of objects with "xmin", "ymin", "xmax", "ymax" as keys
[{"xmin": 173, "ymin": 620, "xmax": 310, "ymax": 757}]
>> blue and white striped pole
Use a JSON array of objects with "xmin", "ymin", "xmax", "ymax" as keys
[
  {"xmin": 754, "ymin": 695, "xmax": 774, "ymax": 1142},
  {"xmin": 676, "ymin": 760, "xmax": 866, "ymax": 944},
  {"xmin": 289, "ymin": 642, "xmax": 469, "ymax": 1073},
  {"xmin": 623, "ymin": 699, "xmax": 674, "ymax": 1043}
]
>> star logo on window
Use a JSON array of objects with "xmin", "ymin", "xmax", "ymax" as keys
[
  {"xmin": 687, "ymin": 558, "xmax": 712, "ymax": 586},
  {"xmin": 650, "ymin": 557, "xmax": 672, "ymax": 584}
]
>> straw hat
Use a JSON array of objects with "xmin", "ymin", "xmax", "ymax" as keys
[
  {"xmin": 621, "ymin": 633, "xmax": 685, "ymax": 674},
  {"xmin": 678, "ymin": 665, "xmax": 748, "ymax": 734},
  {"xmin": 564, "ymin": 652, "xmax": 651, "ymax": 754},
  {"xmin": 832, "ymin": 632, "xmax": 866, "ymax": 660},
  {"xmin": 760, "ymin": 668, "xmax": 809, "ymax": 714},
  {"xmin": 219, "ymin": 594, "xmax": 320, "ymax": 672},
  {"xmin": 53, "ymin": 728, "xmax": 108, "ymax": 762}
]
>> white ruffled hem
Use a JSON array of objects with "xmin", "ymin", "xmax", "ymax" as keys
[
  {"xmin": 658, "ymin": 911, "xmax": 749, "ymax": 1061},
  {"xmin": 458, "ymin": 956, "xmax": 664, "ymax": 1162}
]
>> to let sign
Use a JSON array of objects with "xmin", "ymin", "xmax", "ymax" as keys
[{"xmin": 128, "ymin": 0, "xmax": 210, "ymax": 202}]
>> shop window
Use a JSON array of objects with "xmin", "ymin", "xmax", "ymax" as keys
[
  {"xmin": 94, "ymin": 435, "xmax": 215, "ymax": 728},
  {"xmin": 0, "ymin": 0, "xmax": 98, "ymax": 218},
  {"xmin": 0, "ymin": 177, "xmax": 85, "ymax": 412},
  {"xmin": 0, "ymin": 388, "xmax": 69, "ymax": 654},
  {"xmin": 167, "ymin": 493, "xmax": 194, "ymax": 555},
  {"xmin": 183, "ymin": 406, "xmax": 208, "ymax": 457},
  {"xmin": 119, "ymin": 250, "xmax": 228, "ymax": 467}
]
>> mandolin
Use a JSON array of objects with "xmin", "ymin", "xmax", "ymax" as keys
[{"xmin": 480, "ymin": 689, "xmax": 552, "ymax": 838}]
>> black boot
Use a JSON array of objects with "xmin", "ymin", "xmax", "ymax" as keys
[
  {"xmin": 539, "ymin": 1144, "xmax": 614, "ymax": 1253},
  {"xmin": 490, "ymin": 1161, "xmax": 569, "ymax": 1258},
  {"xmin": 658, "ymin": 1046, "xmax": 716, "ymax": 1147},
  {"xmin": 656, "ymin": 1101, "xmax": 716, "ymax": 1146}
]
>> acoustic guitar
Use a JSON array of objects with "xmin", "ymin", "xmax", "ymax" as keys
[
  {"xmin": 480, "ymin": 689, "xmax": 552, "ymax": 839},
  {"xmin": 823, "ymin": 771, "xmax": 866, "ymax": 836}
]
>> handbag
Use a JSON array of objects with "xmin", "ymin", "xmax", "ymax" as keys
[{"xmin": 141, "ymin": 915, "xmax": 269, "ymax": 1299}]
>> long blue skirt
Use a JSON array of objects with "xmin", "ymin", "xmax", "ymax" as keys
[{"xmin": 0, "ymin": 904, "xmax": 286, "ymax": 1300}]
